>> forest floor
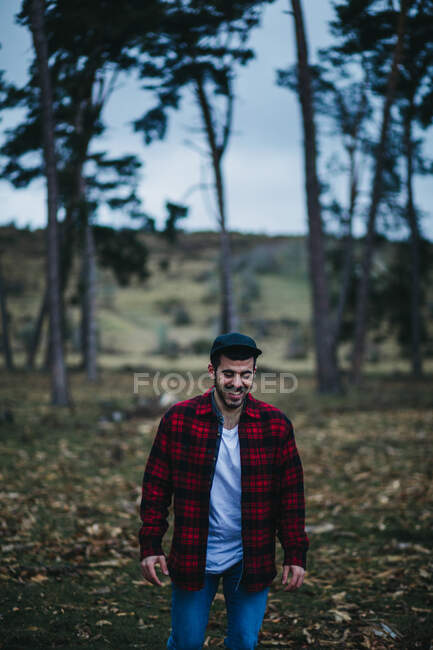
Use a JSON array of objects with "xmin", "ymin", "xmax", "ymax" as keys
[{"xmin": 0, "ymin": 370, "xmax": 432, "ymax": 649}]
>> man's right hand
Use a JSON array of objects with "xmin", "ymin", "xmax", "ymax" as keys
[{"xmin": 141, "ymin": 555, "xmax": 169, "ymax": 586}]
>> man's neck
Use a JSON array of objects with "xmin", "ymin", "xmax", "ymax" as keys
[{"xmin": 213, "ymin": 390, "xmax": 242, "ymax": 430}]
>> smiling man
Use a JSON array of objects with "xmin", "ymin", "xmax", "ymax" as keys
[{"xmin": 139, "ymin": 332, "xmax": 309, "ymax": 650}]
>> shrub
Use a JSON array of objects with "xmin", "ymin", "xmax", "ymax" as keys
[
  {"xmin": 286, "ymin": 325, "xmax": 309, "ymax": 360},
  {"xmin": 190, "ymin": 338, "xmax": 212, "ymax": 355},
  {"xmin": 173, "ymin": 305, "xmax": 191, "ymax": 326}
]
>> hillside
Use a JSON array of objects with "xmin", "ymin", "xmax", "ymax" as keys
[{"xmin": 0, "ymin": 224, "xmax": 431, "ymax": 374}]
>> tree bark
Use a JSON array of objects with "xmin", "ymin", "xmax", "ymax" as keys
[
  {"xmin": 195, "ymin": 75, "xmax": 236, "ymax": 333},
  {"xmin": 290, "ymin": 0, "xmax": 340, "ymax": 392},
  {"xmin": 351, "ymin": 0, "xmax": 409, "ymax": 383},
  {"xmin": 27, "ymin": 211, "xmax": 77, "ymax": 369},
  {"xmin": 27, "ymin": 286, "xmax": 48, "ymax": 368},
  {"xmin": 403, "ymin": 109, "xmax": 423, "ymax": 377},
  {"xmin": 333, "ymin": 144, "xmax": 359, "ymax": 346},
  {"xmin": 82, "ymin": 216, "xmax": 98, "ymax": 381},
  {"xmin": 0, "ymin": 259, "xmax": 14, "ymax": 370},
  {"xmin": 29, "ymin": 0, "xmax": 69, "ymax": 405},
  {"xmin": 27, "ymin": 75, "xmax": 101, "ymax": 370}
]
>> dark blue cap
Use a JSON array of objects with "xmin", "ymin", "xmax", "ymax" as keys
[{"xmin": 210, "ymin": 332, "xmax": 262, "ymax": 360}]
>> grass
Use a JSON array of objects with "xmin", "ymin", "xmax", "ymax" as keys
[
  {"xmin": 1, "ymin": 226, "xmax": 433, "ymax": 646},
  {"xmin": 0, "ymin": 370, "xmax": 432, "ymax": 649}
]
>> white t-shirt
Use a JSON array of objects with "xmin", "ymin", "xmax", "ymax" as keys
[{"xmin": 205, "ymin": 425, "xmax": 243, "ymax": 573}]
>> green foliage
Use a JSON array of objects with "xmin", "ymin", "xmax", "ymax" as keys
[
  {"xmin": 327, "ymin": 233, "xmax": 433, "ymax": 356},
  {"xmin": 286, "ymin": 323, "xmax": 309, "ymax": 360},
  {"xmin": 93, "ymin": 226, "xmax": 149, "ymax": 286},
  {"xmin": 133, "ymin": 1, "xmax": 271, "ymax": 146},
  {"xmin": 238, "ymin": 270, "xmax": 261, "ymax": 315},
  {"xmin": 155, "ymin": 297, "xmax": 192, "ymax": 326},
  {"xmin": 172, "ymin": 305, "xmax": 191, "ymax": 327},
  {"xmin": 376, "ymin": 238, "xmax": 433, "ymax": 354},
  {"xmin": 155, "ymin": 323, "xmax": 180, "ymax": 358},
  {"xmin": 162, "ymin": 202, "xmax": 188, "ymax": 244},
  {"xmin": 189, "ymin": 337, "xmax": 213, "ymax": 355}
]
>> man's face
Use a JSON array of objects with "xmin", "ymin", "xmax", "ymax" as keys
[{"xmin": 209, "ymin": 354, "xmax": 255, "ymax": 411}]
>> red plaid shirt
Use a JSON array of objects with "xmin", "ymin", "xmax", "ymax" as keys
[{"xmin": 139, "ymin": 389, "xmax": 308, "ymax": 592}]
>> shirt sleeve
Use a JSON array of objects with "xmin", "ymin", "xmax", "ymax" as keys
[
  {"xmin": 138, "ymin": 413, "xmax": 173, "ymax": 560},
  {"xmin": 276, "ymin": 416, "xmax": 309, "ymax": 568}
]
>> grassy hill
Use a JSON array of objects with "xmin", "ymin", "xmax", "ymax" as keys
[{"xmin": 0, "ymin": 224, "xmax": 431, "ymax": 375}]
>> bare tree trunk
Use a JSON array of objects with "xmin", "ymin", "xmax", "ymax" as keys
[
  {"xmin": 351, "ymin": 0, "xmax": 409, "ymax": 383},
  {"xmin": 27, "ymin": 214, "xmax": 76, "ymax": 369},
  {"xmin": 195, "ymin": 75, "xmax": 236, "ymax": 333},
  {"xmin": 27, "ymin": 79, "xmax": 100, "ymax": 370},
  {"xmin": 29, "ymin": 0, "xmax": 69, "ymax": 405},
  {"xmin": 290, "ymin": 0, "xmax": 340, "ymax": 392},
  {"xmin": 333, "ymin": 149, "xmax": 358, "ymax": 345},
  {"xmin": 404, "ymin": 110, "xmax": 423, "ymax": 377},
  {"xmin": 27, "ymin": 286, "xmax": 48, "ymax": 368},
  {"xmin": 219, "ymin": 228, "xmax": 236, "ymax": 333},
  {"xmin": 0, "ymin": 259, "xmax": 14, "ymax": 370},
  {"xmin": 82, "ymin": 216, "xmax": 98, "ymax": 381}
]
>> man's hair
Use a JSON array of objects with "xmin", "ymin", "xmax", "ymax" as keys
[{"xmin": 210, "ymin": 346, "xmax": 257, "ymax": 372}]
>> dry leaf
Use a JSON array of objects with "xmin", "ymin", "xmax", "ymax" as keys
[
  {"xmin": 329, "ymin": 608, "xmax": 352, "ymax": 623},
  {"xmin": 30, "ymin": 573, "xmax": 48, "ymax": 583}
]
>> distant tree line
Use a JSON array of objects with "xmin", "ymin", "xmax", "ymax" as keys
[{"xmin": 0, "ymin": 0, "xmax": 432, "ymax": 402}]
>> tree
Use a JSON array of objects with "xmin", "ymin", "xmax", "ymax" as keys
[
  {"xmin": 28, "ymin": 0, "xmax": 69, "ymax": 405},
  {"xmin": 278, "ymin": 62, "xmax": 371, "ymax": 371},
  {"xmin": 134, "ymin": 0, "xmax": 273, "ymax": 333},
  {"xmin": 396, "ymin": 0, "xmax": 433, "ymax": 376},
  {"xmin": 351, "ymin": 0, "xmax": 409, "ymax": 382},
  {"xmin": 0, "ymin": 257, "xmax": 14, "ymax": 371},
  {"xmin": 2, "ymin": 0, "xmax": 158, "ymax": 374},
  {"xmin": 288, "ymin": 0, "xmax": 340, "ymax": 392},
  {"xmin": 327, "ymin": 0, "xmax": 410, "ymax": 382}
]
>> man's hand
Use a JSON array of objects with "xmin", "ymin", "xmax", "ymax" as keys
[
  {"xmin": 281, "ymin": 564, "xmax": 305, "ymax": 591},
  {"xmin": 141, "ymin": 555, "xmax": 169, "ymax": 586}
]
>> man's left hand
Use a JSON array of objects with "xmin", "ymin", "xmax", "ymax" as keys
[{"xmin": 281, "ymin": 565, "xmax": 305, "ymax": 591}]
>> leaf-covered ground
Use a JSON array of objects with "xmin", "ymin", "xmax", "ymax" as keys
[{"xmin": 0, "ymin": 371, "xmax": 432, "ymax": 649}]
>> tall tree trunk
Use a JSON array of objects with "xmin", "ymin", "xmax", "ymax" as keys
[
  {"xmin": 290, "ymin": 0, "xmax": 340, "ymax": 393},
  {"xmin": 351, "ymin": 0, "xmax": 409, "ymax": 383},
  {"xmin": 29, "ymin": 0, "xmax": 69, "ymax": 405},
  {"xmin": 27, "ymin": 286, "xmax": 48, "ymax": 368},
  {"xmin": 27, "ymin": 212, "xmax": 76, "ymax": 369},
  {"xmin": 333, "ymin": 148, "xmax": 358, "ymax": 346},
  {"xmin": 403, "ymin": 110, "xmax": 423, "ymax": 377},
  {"xmin": 27, "ymin": 81, "xmax": 99, "ymax": 370},
  {"xmin": 195, "ymin": 76, "xmax": 236, "ymax": 333},
  {"xmin": 0, "ymin": 259, "xmax": 14, "ymax": 370},
  {"xmin": 81, "ymin": 216, "xmax": 98, "ymax": 381}
]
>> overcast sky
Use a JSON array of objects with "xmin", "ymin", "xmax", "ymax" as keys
[{"xmin": 1, "ymin": 0, "xmax": 432, "ymax": 239}]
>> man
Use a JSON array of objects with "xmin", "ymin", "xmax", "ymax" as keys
[{"xmin": 139, "ymin": 332, "xmax": 308, "ymax": 649}]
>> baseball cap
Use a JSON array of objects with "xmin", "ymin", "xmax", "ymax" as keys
[{"xmin": 210, "ymin": 332, "xmax": 262, "ymax": 360}]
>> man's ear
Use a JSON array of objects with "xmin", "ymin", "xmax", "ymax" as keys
[{"xmin": 208, "ymin": 362, "xmax": 215, "ymax": 377}]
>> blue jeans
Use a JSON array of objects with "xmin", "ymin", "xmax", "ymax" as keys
[{"xmin": 167, "ymin": 561, "xmax": 269, "ymax": 650}]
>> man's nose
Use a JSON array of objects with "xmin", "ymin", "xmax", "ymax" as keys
[{"xmin": 233, "ymin": 374, "xmax": 242, "ymax": 388}]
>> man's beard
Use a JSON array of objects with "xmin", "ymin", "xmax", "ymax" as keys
[{"xmin": 214, "ymin": 379, "xmax": 247, "ymax": 410}]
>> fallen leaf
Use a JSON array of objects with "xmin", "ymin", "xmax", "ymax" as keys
[
  {"xmin": 306, "ymin": 522, "xmax": 335, "ymax": 534},
  {"xmin": 30, "ymin": 573, "xmax": 48, "ymax": 583},
  {"xmin": 329, "ymin": 608, "xmax": 352, "ymax": 623}
]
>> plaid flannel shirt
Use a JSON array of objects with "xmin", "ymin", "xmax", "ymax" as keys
[{"xmin": 139, "ymin": 389, "xmax": 308, "ymax": 592}]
